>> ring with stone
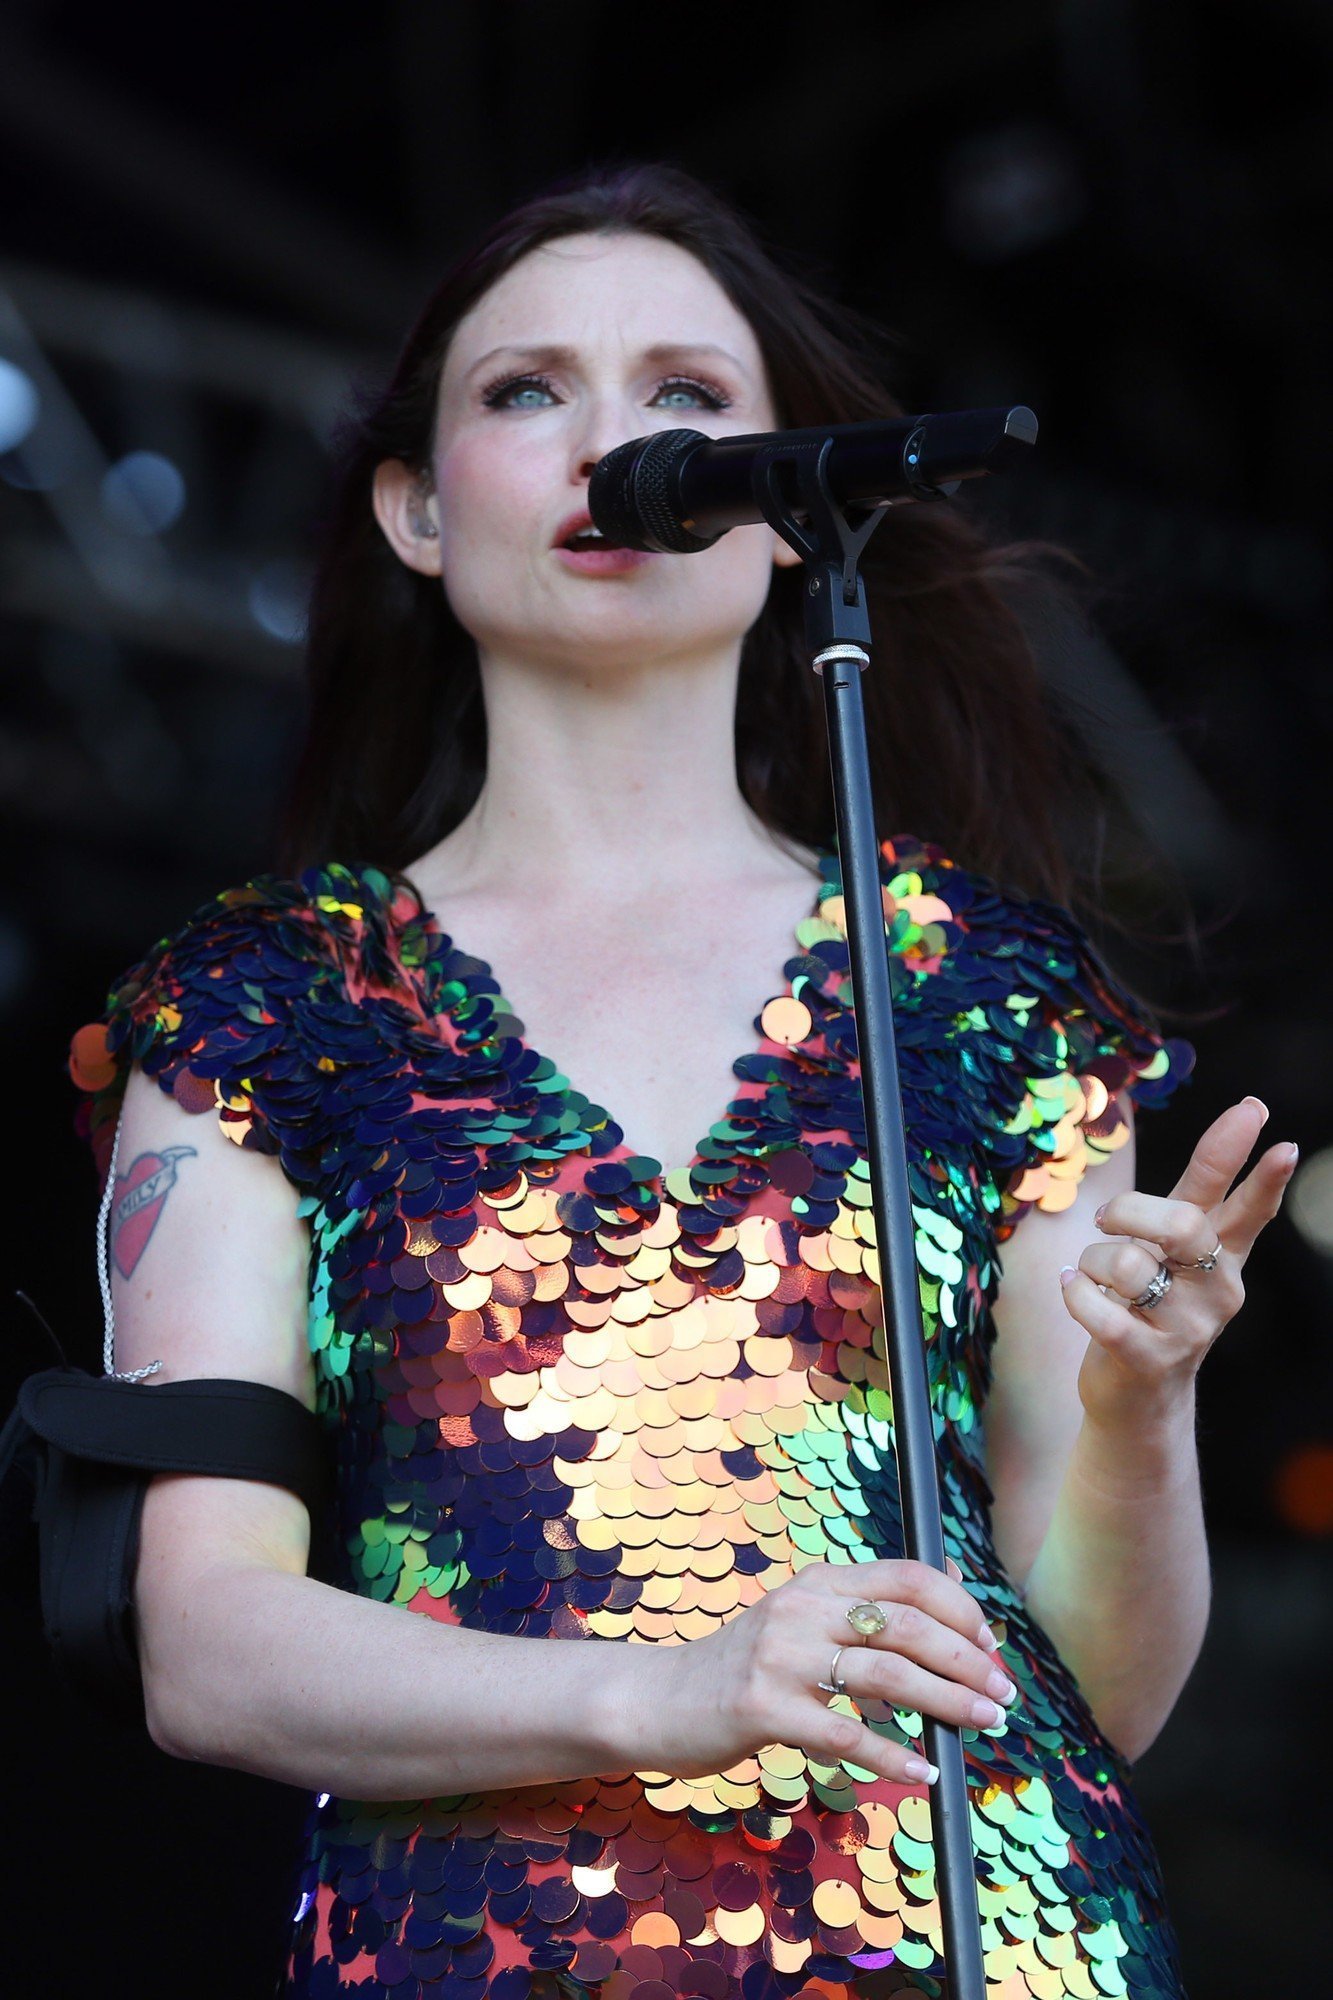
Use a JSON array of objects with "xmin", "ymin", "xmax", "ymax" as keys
[
  {"xmin": 1171, "ymin": 1240, "xmax": 1222, "ymax": 1273},
  {"xmin": 846, "ymin": 1601, "xmax": 889, "ymax": 1640},
  {"xmin": 1129, "ymin": 1261, "xmax": 1173, "ymax": 1311}
]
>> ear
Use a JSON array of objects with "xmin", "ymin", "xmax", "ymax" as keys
[{"xmin": 372, "ymin": 457, "xmax": 442, "ymax": 577}]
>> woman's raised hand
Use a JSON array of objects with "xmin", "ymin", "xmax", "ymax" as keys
[
  {"xmin": 1058, "ymin": 1095, "xmax": 1297, "ymax": 1429},
  {"xmin": 624, "ymin": 1556, "xmax": 1019, "ymax": 1788}
]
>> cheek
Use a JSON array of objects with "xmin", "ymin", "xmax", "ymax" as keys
[
  {"xmin": 699, "ymin": 523, "xmax": 785, "ymax": 609},
  {"xmin": 435, "ymin": 431, "xmax": 549, "ymax": 557}
]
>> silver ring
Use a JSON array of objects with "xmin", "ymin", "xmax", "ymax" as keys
[
  {"xmin": 817, "ymin": 1645, "xmax": 849, "ymax": 1697},
  {"xmin": 1130, "ymin": 1261, "xmax": 1174, "ymax": 1311},
  {"xmin": 1173, "ymin": 1240, "xmax": 1222, "ymax": 1273}
]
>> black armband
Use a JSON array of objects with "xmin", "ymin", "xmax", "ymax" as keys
[{"xmin": 1, "ymin": 1361, "xmax": 334, "ymax": 1729}]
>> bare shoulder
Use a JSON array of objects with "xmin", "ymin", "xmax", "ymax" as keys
[{"xmin": 110, "ymin": 1064, "xmax": 312, "ymax": 1408}]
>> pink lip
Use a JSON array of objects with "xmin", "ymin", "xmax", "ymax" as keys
[
  {"xmin": 553, "ymin": 545, "xmax": 657, "ymax": 574},
  {"xmin": 549, "ymin": 503, "xmax": 656, "ymax": 574}
]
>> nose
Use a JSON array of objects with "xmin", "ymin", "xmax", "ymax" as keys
[{"xmin": 572, "ymin": 385, "xmax": 647, "ymax": 485}]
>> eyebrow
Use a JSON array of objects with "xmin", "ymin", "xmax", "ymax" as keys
[{"xmin": 463, "ymin": 341, "xmax": 753, "ymax": 382}]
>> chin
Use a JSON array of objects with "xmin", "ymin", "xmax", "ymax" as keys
[
  {"xmin": 467, "ymin": 573, "xmax": 771, "ymax": 665},
  {"xmin": 502, "ymin": 616, "xmax": 745, "ymax": 672}
]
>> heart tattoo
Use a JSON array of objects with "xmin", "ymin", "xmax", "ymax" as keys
[{"xmin": 110, "ymin": 1145, "xmax": 198, "ymax": 1279}]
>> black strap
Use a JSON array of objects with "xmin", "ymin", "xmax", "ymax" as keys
[
  {"xmin": 2, "ymin": 1365, "xmax": 336, "ymax": 1726},
  {"xmin": 16, "ymin": 1369, "xmax": 332, "ymax": 1518}
]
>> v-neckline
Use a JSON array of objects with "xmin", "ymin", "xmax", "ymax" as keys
[{"xmin": 401, "ymin": 845, "xmax": 840, "ymax": 1192}]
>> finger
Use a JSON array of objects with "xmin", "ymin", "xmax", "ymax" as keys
[
  {"xmin": 1212, "ymin": 1140, "xmax": 1299, "ymax": 1260},
  {"xmin": 848, "ymin": 1649, "xmax": 1014, "ymax": 1734},
  {"xmin": 831, "ymin": 1558, "xmax": 994, "ymax": 1649},
  {"xmin": 1094, "ymin": 1191, "xmax": 1216, "ymax": 1263},
  {"xmin": 856, "ymin": 1598, "xmax": 1013, "ymax": 1703},
  {"xmin": 1078, "ymin": 1239, "xmax": 1162, "ymax": 1298},
  {"xmin": 799, "ymin": 1704, "xmax": 940, "ymax": 1787},
  {"xmin": 1059, "ymin": 1266, "xmax": 1167, "ymax": 1366},
  {"xmin": 1168, "ymin": 1097, "xmax": 1269, "ymax": 1210}
]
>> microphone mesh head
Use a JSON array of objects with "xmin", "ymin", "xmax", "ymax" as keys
[{"xmin": 588, "ymin": 430, "xmax": 717, "ymax": 554}]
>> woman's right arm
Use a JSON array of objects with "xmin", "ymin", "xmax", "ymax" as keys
[{"xmin": 117, "ymin": 1065, "xmax": 1014, "ymax": 1799}]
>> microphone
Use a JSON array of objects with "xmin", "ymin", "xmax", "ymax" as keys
[{"xmin": 588, "ymin": 405, "xmax": 1037, "ymax": 554}]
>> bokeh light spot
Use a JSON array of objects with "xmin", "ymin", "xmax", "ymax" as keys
[
  {"xmin": 0, "ymin": 358, "xmax": 40, "ymax": 455},
  {"xmin": 1287, "ymin": 1146, "xmax": 1333, "ymax": 1257},
  {"xmin": 101, "ymin": 449, "xmax": 187, "ymax": 534},
  {"xmin": 1273, "ymin": 1442, "xmax": 1333, "ymax": 1536},
  {"xmin": 248, "ymin": 557, "xmax": 308, "ymax": 644}
]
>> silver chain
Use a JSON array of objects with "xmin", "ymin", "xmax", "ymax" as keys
[{"xmin": 98, "ymin": 1104, "xmax": 163, "ymax": 1382}]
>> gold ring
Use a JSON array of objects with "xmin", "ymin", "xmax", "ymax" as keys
[{"xmin": 846, "ymin": 1601, "xmax": 888, "ymax": 1639}]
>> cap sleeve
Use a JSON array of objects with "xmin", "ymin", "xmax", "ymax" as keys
[
  {"xmin": 67, "ymin": 866, "xmax": 381, "ymax": 1190},
  {"xmin": 965, "ymin": 888, "xmax": 1197, "ymax": 1241}
]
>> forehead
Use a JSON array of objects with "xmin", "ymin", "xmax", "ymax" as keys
[{"xmin": 443, "ymin": 231, "xmax": 764, "ymax": 376}]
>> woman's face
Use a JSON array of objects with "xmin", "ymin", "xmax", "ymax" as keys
[{"xmin": 377, "ymin": 230, "xmax": 800, "ymax": 673}]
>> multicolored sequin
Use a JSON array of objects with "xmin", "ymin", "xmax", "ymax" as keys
[{"xmin": 70, "ymin": 834, "xmax": 1196, "ymax": 2000}]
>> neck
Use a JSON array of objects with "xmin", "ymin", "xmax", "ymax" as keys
[{"xmin": 414, "ymin": 640, "xmax": 801, "ymax": 900}]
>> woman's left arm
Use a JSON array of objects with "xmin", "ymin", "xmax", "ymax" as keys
[{"xmin": 986, "ymin": 1093, "xmax": 1297, "ymax": 1761}]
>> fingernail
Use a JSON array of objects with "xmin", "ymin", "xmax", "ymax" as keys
[
  {"xmin": 978, "ymin": 1622, "xmax": 999, "ymax": 1651},
  {"xmin": 1242, "ymin": 1095, "xmax": 1270, "ymax": 1122},
  {"xmin": 972, "ymin": 1697, "xmax": 1008, "ymax": 1727},
  {"xmin": 1283, "ymin": 1141, "xmax": 1299, "ymax": 1168},
  {"xmin": 987, "ymin": 1670, "xmax": 1018, "ymax": 1702},
  {"xmin": 1093, "ymin": 1204, "xmax": 1106, "ymax": 1228},
  {"xmin": 904, "ymin": 1757, "xmax": 939, "ymax": 1785},
  {"xmin": 1059, "ymin": 1265, "xmax": 1078, "ymax": 1288}
]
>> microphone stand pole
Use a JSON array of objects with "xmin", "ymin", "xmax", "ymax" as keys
[{"xmin": 752, "ymin": 436, "xmax": 993, "ymax": 2000}]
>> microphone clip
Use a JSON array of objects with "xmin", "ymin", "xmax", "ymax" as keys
[{"xmin": 752, "ymin": 435, "xmax": 891, "ymax": 652}]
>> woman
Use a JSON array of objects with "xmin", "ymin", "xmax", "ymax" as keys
[{"xmin": 69, "ymin": 163, "xmax": 1293, "ymax": 2000}]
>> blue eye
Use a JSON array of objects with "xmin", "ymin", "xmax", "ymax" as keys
[
  {"xmin": 474, "ymin": 370, "xmax": 728, "ymax": 412},
  {"xmin": 481, "ymin": 372, "xmax": 559, "ymax": 410},
  {"xmin": 653, "ymin": 376, "xmax": 731, "ymax": 411}
]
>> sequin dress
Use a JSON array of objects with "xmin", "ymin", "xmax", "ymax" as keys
[{"xmin": 69, "ymin": 833, "xmax": 1196, "ymax": 2000}]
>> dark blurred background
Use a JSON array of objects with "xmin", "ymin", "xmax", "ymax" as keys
[{"xmin": 3, "ymin": 4, "xmax": 1331, "ymax": 1995}]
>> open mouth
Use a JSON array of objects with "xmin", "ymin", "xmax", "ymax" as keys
[
  {"xmin": 552, "ymin": 506, "xmax": 638, "ymax": 553},
  {"xmin": 560, "ymin": 525, "xmax": 628, "ymax": 552}
]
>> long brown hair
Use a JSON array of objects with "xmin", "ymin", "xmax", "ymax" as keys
[{"xmin": 277, "ymin": 158, "xmax": 1177, "ymax": 946}]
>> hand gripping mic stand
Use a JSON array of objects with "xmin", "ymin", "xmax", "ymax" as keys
[{"xmin": 593, "ymin": 413, "xmax": 1039, "ymax": 2000}]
